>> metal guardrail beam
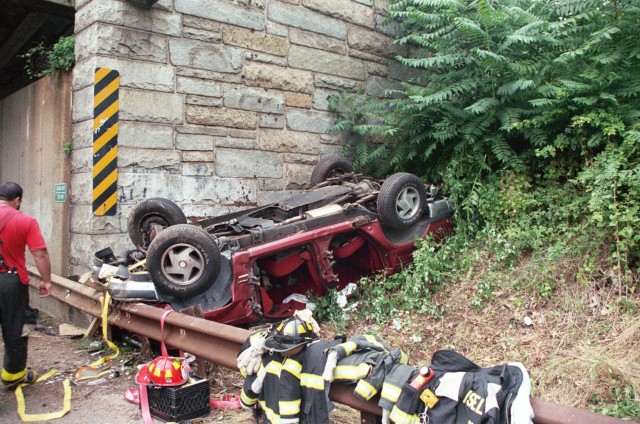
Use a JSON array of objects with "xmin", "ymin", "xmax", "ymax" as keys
[{"xmin": 28, "ymin": 268, "xmax": 632, "ymax": 424}]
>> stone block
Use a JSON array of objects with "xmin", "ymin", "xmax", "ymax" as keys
[
  {"xmin": 182, "ymin": 151, "xmax": 216, "ymax": 162},
  {"xmin": 120, "ymin": 121, "xmax": 174, "ymax": 149},
  {"xmin": 69, "ymin": 171, "xmax": 92, "ymax": 204},
  {"xmin": 349, "ymin": 49, "xmax": 388, "ymax": 65},
  {"xmin": 177, "ymin": 177, "xmax": 257, "ymax": 206},
  {"xmin": 284, "ymin": 163, "xmax": 316, "ymax": 188},
  {"xmin": 120, "ymin": 89, "xmax": 184, "ymax": 124},
  {"xmin": 183, "ymin": 15, "xmax": 223, "ymax": 31},
  {"xmin": 75, "ymin": 24, "xmax": 167, "ymax": 64},
  {"xmin": 260, "ymin": 114, "xmax": 285, "ymax": 129},
  {"xmin": 170, "ymin": 38, "xmax": 243, "ymax": 73},
  {"xmin": 260, "ymin": 178, "xmax": 287, "ymax": 190},
  {"xmin": 186, "ymin": 105, "xmax": 258, "ymax": 129},
  {"xmin": 182, "ymin": 163, "xmax": 214, "ymax": 177},
  {"xmin": 348, "ymin": 25, "xmax": 403, "ymax": 59},
  {"xmin": 73, "ymin": 57, "xmax": 174, "ymax": 92},
  {"xmin": 302, "ymin": 0, "xmax": 375, "ymax": 29},
  {"xmin": 285, "ymin": 93, "xmax": 312, "ymax": 109},
  {"xmin": 289, "ymin": 28, "xmax": 348, "ymax": 55},
  {"xmin": 177, "ymin": 68, "xmax": 244, "ymax": 84},
  {"xmin": 286, "ymin": 109, "xmax": 335, "ymax": 134},
  {"xmin": 70, "ymin": 233, "xmax": 130, "ymax": 267},
  {"xmin": 175, "ymin": 0, "xmax": 265, "ymax": 30},
  {"xmin": 244, "ymin": 62, "xmax": 313, "ymax": 94},
  {"xmin": 314, "ymin": 74, "xmax": 361, "ymax": 92},
  {"xmin": 229, "ymin": 129, "xmax": 258, "ymax": 139},
  {"xmin": 320, "ymin": 133, "xmax": 342, "ymax": 145},
  {"xmin": 284, "ymin": 153, "xmax": 318, "ymax": 164},
  {"xmin": 176, "ymin": 125, "xmax": 228, "ymax": 137},
  {"xmin": 72, "ymin": 120, "xmax": 93, "ymax": 150},
  {"xmin": 245, "ymin": 51, "xmax": 289, "ymax": 67},
  {"xmin": 223, "ymin": 85, "xmax": 285, "ymax": 114},
  {"xmin": 70, "ymin": 147, "xmax": 92, "ymax": 174},
  {"xmin": 266, "ymin": 22, "xmax": 289, "ymax": 37},
  {"xmin": 216, "ymin": 137, "xmax": 259, "ymax": 150},
  {"xmin": 119, "ymin": 147, "xmax": 182, "ymax": 172},
  {"xmin": 176, "ymin": 133, "xmax": 215, "ymax": 151},
  {"xmin": 183, "ymin": 26, "xmax": 223, "ymax": 43},
  {"xmin": 366, "ymin": 61, "xmax": 389, "ymax": 77},
  {"xmin": 268, "ymin": 1, "xmax": 347, "ymax": 40},
  {"xmin": 118, "ymin": 172, "xmax": 183, "ymax": 202},
  {"xmin": 185, "ymin": 96, "xmax": 225, "ymax": 107},
  {"xmin": 177, "ymin": 76, "xmax": 222, "ymax": 97},
  {"xmin": 216, "ymin": 149, "xmax": 283, "ymax": 178},
  {"xmin": 72, "ymin": 86, "xmax": 93, "ymax": 123},
  {"xmin": 312, "ymin": 88, "xmax": 338, "ymax": 111},
  {"xmin": 289, "ymin": 45, "xmax": 366, "ymax": 80},
  {"xmin": 223, "ymin": 26, "xmax": 288, "ymax": 57},
  {"xmin": 366, "ymin": 75, "xmax": 404, "ymax": 98},
  {"xmin": 258, "ymin": 129, "xmax": 320, "ymax": 153},
  {"xmin": 75, "ymin": 0, "xmax": 181, "ymax": 35}
]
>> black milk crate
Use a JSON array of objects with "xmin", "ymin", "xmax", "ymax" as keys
[{"xmin": 147, "ymin": 375, "xmax": 211, "ymax": 422}]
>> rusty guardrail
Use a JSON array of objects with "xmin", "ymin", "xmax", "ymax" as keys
[{"xmin": 28, "ymin": 267, "xmax": 632, "ymax": 424}]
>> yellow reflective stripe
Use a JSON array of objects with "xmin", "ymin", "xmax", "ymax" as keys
[
  {"xmin": 364, "ymin": 335, "xmax": 387, "ymax": 351},
  {"xmin": 381, "ymin": 382, "xmax": 402, "ymax": 402},
  {"xmin": 282, "ymin": 358, "xmax": 302, "ymax": 378},
  {"xmin": 260, "ymin": 402, "xmax": 279, "ymax": 423},
  {"xmin": 300, "ymin": 373, "xmax": 324, "ymax": 390},
  {"xmin": 399, "ymin": 351, "xmax": 409, "ymax": 364},
  {"xmin": 355, "ymin": 379, "xmax": 378, "ymax": 400},
  {"xmin": 241, "ymin": 389, "xmax": 258, "ymax": 406},
  {"xmin": 333, "ymin": 363, "xmax": 371, "ymax": 381},
  {"xmin": 16, "ymin": 371, "xmax": 71, "ymax": 422},
  {"xmin": 279, "ymin": 399, "xmax": 301, "ymax": 415},
  {"xmin": 389, "ymin": 405, "xmax": 420, "ymax": 424},
  {"xmin": 342, "ymin": 341, "xmax": 357, "ymax": 355},
  {"xmin": 266, "ymin": 361, "xmax": 283, "ymax": 378},
  {"xmin": 2, "ymin": 367, "xmax": 27, "ymax": 382}
]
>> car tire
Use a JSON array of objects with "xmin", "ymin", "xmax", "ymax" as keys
[
  {"xmin": 309, "ymin": 156, "xmax": 356, "ymax": 186},
  {"xmin": 146, "ymin": 224, "xmax": 221, "ymax": 299},
  {"xmin": 127, "ymin": 198, "xmax": 187, "ymax": 249},
  {"xmin": 377, "ymin": 173, "xmax": 427, "ymax": 230}
]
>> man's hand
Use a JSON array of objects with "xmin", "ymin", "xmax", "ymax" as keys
[{"xmin": 38, "ymin": 280, "xmax": 51, "ymax": 297}]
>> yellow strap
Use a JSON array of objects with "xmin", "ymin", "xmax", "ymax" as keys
[
  {"xmin": 15, "ymin": 370, "xmax": 71, "ymax": 422},
  {"xmin": 89, "ymin": 292, "xmax": 120, "ymax": 368},
  {"xmin": 128, "ymin": 259, "xmax": 146, "ymax": 272}
]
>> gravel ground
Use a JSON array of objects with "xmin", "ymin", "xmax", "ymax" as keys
[{"xmin": 0, "ymin": 314, "xmax": 254, "ymax": 424}]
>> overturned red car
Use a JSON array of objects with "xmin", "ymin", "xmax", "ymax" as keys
[{"xmin": 93, "ymin": 157, "xmax": 454, "ymax": 326}]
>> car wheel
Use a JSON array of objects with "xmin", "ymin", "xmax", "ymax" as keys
[
  {"xmin": 377, "ymin": 173, "xmax": 427, "ymax": 230},
  {"xmin": 146, "ymin": 224, "xmax": 221, "ymax": 298},
  {"xmin": 127, "ymin": 198, "xmax": 187, "ymax": 249},
  {"xmin": 309, "ymin": 156, "xmax": 356, "ymax": 186}
]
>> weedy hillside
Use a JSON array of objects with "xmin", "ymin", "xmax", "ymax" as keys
[{"xmin": 316, "ymin": 0, "xmax": 640, "ymax": 420}]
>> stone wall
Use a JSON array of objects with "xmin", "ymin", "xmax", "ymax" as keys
[{"xmin": 70, "ymin": 0, "xmax": 405, "ymax": 273}]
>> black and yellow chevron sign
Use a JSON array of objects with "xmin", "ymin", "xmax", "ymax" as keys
[{"xmin": 93, "ymin": 68, "xmax": 119, "ymax": 216}]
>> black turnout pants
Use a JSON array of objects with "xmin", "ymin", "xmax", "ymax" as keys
[{"xmin": 0, "ymin": 272, "xmax": 29, "ymax": 383}]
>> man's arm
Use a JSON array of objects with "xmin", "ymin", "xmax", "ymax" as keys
[{"xmin": 31, "ymin": 248, "xmax": 52, "ymax": 297}]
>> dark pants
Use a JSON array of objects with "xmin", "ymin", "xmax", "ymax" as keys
[{"xmin": 0, "ymin": 272, "xmax": 29, "ymax": 383}]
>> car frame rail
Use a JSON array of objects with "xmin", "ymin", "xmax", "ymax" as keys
[{"xmin": 28, "ymin": 266, "xmax": 630, "ymax": 424}]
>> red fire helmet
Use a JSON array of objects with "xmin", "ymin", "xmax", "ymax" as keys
[{"xmin": 135, "ymin": 356, "xmax": 189, "ymax": 387}]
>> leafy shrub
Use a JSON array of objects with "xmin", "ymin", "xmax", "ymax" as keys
[
  {"xmin": 22, "ymin": 35, "xmax": 75, "ymax": 79},
  {"xmin": 330, "ymin": 0, "xmax": 640, "ymax": 273}
]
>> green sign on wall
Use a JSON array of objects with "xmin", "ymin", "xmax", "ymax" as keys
[{"xmin": 54, "ymin": 183, "xmax": 67, "ymax": 203}]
